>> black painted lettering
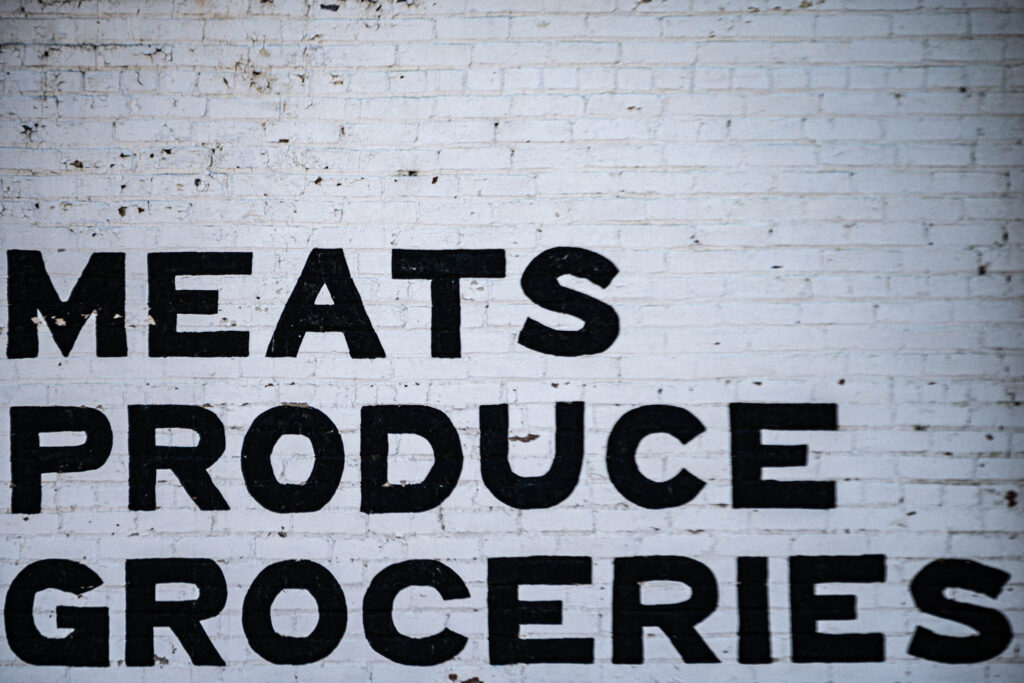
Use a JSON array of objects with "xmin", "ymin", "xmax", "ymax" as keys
[
  {"xmin": 392, "ymin": 249, "xmax": 505, "ymax": 358},
  {"xmin": 241, "ymin": 405, "xmax": 344, "ymax": 513},
  {"xmin": 517, "ymin": 247, "xmax": 619, "ymax": 357},
  {"xmin": 606, "ymin": 405, "xmax": 706, "ymax": 509},
  {"xmin": 730, "ymin": 403, "xmax": 838, "ymax": 509},
  {"xmin": 125, "ymin": 558, "xmax": 226, "ymax": 666},
  {"xmin": 364, "ymin": 560, "xmax": 469, "ymax": 665},
  {"xmin": 267, "ymin": 248, "xmax": 384, "ymax": 358},
  {"xmin": 128, "ymin": 405, "xmax": 228, "ymax": 511},
  {"xmin": 4, "ymin": 560, "xmax": 109, "ymax": 666},
  {"xmin": 488, "ymin": 556, "xmax": 593, "ymax": 664},
  {"xmin": 612, "ymin": 556, "xmax": 719, "ymax": 664},
  {"xmin": 147, "ymin": 252, "xmax": 252, "ymax": 357},
  {"xmin": 10, "ymin": 406, "xmax": 112, "ymax": 514},
  {"xmin": 909, "ymin": 559, "xmax": 1012, "ymax": 663},
  {"xmin": 7, "ymin": 250, "xmax": 125, "ymax": 358},
  {"xmin": 737, "ymin": 556, "xmax": 771, "ymax": 664},
  {"xmin": 789, "ymin": 554, "xmax": 885, "ymax": 663},
  {"xmin": 360, "ymin": 405, "xmax": 462, "ymax": 514},
  {"xmin": 243, "ymin": 560, "xmax": 347, "ymax": 664},
  {"xmin": 480, "ymin": 402, "xmax": 584, "ymax": 509}
]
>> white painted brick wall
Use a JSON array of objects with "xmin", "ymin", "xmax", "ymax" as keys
[{"xmin": 1, "ymin": 0, "xmax": 1022, "ymax": 680}]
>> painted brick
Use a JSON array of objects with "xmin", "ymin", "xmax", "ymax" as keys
[{"xmin": 0, "ymin": 1, "xmax": 1021, "ymax": 680}]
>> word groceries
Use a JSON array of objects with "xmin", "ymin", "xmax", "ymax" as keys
[{"xmin": 3, "ymin": 248, "xmax": 1016, "ymax": 669}]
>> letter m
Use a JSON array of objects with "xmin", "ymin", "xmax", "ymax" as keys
[{"xmin": 7, "ymin": 250, "xmax": 126, "ymax": 358}]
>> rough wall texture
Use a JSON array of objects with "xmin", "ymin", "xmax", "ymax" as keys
[{"xmin": 1, "ymin": 0, "xmax": 1022, "ymax": 680}]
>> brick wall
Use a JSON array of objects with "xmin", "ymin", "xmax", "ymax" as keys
[{"xmin": 1, "ymin": 0, "xmax": 1021, "ymax": 680}]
